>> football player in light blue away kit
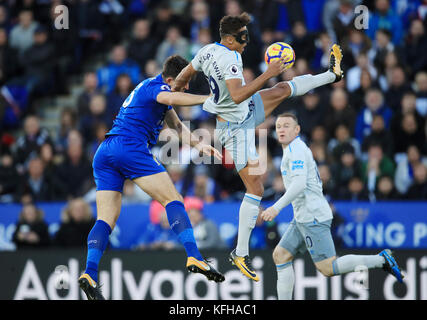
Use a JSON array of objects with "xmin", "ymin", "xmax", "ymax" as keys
[
  {"xmin": 172, "ymin": 12, "xmax": 344, "ymax": 282},
  {"xmin": 261, "ymin": 113, "xmax": 404, "ymax": 300},
  {"xmin": 78, "ymin": 55, "xmax": 225, "ymax": 300}
]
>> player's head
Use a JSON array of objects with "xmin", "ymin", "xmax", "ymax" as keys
[
  {"xmin": 276, "ymin": 113, "xmax": 300, "ymax": 146},
  {"xmin": 162, "ymin": 55, "xmax": 190, "ymax": 90},
  {"xmin": 219, "ymin": 12, "xmax": 251, "ymax": 54}
]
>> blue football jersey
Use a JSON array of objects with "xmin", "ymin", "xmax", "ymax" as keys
[{"xmin": 106, "ymin": 74, "xmax": 172, "ymax": 147}]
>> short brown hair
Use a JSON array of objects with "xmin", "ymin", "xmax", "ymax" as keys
[
  {"xmin": 219, "ymin": 12, "xmax": 251, "ymax": 38},
  {"xmin": 277, "ymin": 112, "xmax": 299, "ymax": 125},
  {"xmin": 162, "ymin": 55, "xmax": 189, "ymax": 79}
]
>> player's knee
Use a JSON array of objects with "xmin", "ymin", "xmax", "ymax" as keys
[
  {"xmin": 273, "ymin": 246, "xmax": 293, "ymax": 265},
  {"xmin": 274, "ymin": 82, "xmax": 291, "ymax": 98},
  {"xmin": 316, "ymin": 264, "xmax": 335, "ymax": 277}
]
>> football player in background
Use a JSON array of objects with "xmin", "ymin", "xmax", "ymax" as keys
[{"xmin": 261, "ymin": 113, "xmax": 404, "ymax": 300}]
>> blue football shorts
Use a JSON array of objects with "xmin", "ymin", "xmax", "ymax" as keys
[{"xmin": 93, "ymin": 135, "xmax": 166, "ymax": 192}]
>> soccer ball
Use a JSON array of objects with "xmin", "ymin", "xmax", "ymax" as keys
[{"xmin": 264, "ymin": 42, "xmax": 295, "ymax": 70}]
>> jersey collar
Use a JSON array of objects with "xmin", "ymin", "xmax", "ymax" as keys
[{"xmin": 215, "ymin": 42, "xmax": 232, "ymax": 51}]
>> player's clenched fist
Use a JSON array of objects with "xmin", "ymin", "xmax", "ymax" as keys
[{"xmin": 261, "ymin": 206, "xmax": 279, "ymax": 221}]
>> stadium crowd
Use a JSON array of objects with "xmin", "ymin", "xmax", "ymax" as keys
[{"xmin": 0, "ymin": 0, "xmax": 426, "ymax": 212}]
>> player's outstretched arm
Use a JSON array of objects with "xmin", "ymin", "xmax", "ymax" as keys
[
  {"xmin": 157, "ymin": 91, "xmax": 208, "ymax": 107},
  {"xmin": 261, "ymin": 175, "xmax": 306, "ymax": 221},
  {"xmin": 172, "ymin": 63, "xmax": 198, "ymax": 92},
  {"xmin": 164, "ymin": 109, "xmax": 222, "ymax": 161},
  {"xmin": 226, "ymin": 58, "xmax": 287, "ymax": 104}
]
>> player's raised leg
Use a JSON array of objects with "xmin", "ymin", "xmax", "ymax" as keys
[
  {"xmin": 79, "ymin": 190, "xmax": 122, "ymax": 300},
  {"xmin": 133, "ymin": 172, "xmax": 225, "ymax": 282},
  {"xmin": 260, "ymin": 44, "xmax": 344, "ymax": 119}
]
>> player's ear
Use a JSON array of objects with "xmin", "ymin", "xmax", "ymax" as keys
[{"xmin": 165, "ymin": 77, "xmax": 174, "ymax": 86}]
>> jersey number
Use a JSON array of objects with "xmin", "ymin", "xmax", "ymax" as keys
[
  {"xmin": 209, "ymin": 76, "xmax": 220, "ymax": 104},
  {"xmin": 122, "ymin": 90, "xmax": 135, "ymax": 108}
]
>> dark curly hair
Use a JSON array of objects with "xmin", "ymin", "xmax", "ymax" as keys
[{"xmin": 219, "ymin": 12, "xmax": 251, "ymax": 38}]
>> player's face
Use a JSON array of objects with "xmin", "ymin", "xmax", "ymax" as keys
[
  {"xmin": 276, "ymin": 116, "xmax": 300, "ymax": 145},
  {"xmin": 231, "ymin": 27, "xmax": 248, "ymax": 54}
]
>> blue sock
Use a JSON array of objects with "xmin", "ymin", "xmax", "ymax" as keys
[
  {"xmin": 85, "ymin": 219, "xmax": 111, "ymax": 283},
  {"xmin": 165, "ymin": 200, "xmax": 203, "ymax": 261}
]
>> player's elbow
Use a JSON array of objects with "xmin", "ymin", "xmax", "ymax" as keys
[{"xmin": 230, "ymin": 93, "xmax": 245, "ymax": 105}]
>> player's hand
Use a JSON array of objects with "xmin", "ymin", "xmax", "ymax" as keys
[
  {"xmin": 195, "ymin": 143, "xmax": 223, "ymax": 161},
  {"xmin": 261, "ymin": 206, "xmax": 279, "ymax": 222},
  {"xmin": 265, "ymin": 57, "xmax": 288, "ymax": 78}
]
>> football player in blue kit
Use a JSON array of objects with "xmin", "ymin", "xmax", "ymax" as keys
[{"xmin": 78, "ymin": 55, "xmax": 225, "ymax": 300}]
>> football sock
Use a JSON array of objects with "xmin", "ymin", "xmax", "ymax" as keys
[
  {"xmin": 85, "ymin": 219, "xmax": 112, "ymax": 283},
  {"xmin": 165, "ymin": 200, "xmax": 203, "ymax": 261},
  {"xmin": 332, "ymin": 254, "xmax": 385, "ymax": 275},
  {"xmin": 235, "ymin": 193, "xmax": 262, "ymax": 257},
  {"xmin": 276, "ymin": 262, "xmax": 294, "ymax": 300},
  {"xmin": 287, "ymin": 71, "xmax": 336, "ymax": 97}
]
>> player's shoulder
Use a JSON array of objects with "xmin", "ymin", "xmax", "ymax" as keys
[{"xmin": 288, "ymin": 136, "xmax": 308, "ymax": 155}]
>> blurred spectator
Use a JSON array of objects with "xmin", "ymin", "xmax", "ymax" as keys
[
  {"xmin": 349, "ymin": 68, "xmax": 378, "ymax": 111},
  {"xmin": 134, "ymin": 200, "xmax": 179, "ymax": 251},
  {"xmin": 327, "ymin": 124, "xmax": 361, "ymax": 161},
  {"xmin": 361, "ymin": 114, "xmax": 394, "ymax": 156},
  {"xmin": 301, "ymin": 0, "xmax": 327, "ymax": 33},
  {"xmin": 341, "ymin": 176, "xmax": 370, "ymax": 201},
  {"xmin": 375, "ymin": 175, "xmax": 401, "ymax": 200},
  {"xmin": 395, "ymin": 145, "xmax": 427, "ymax": 194},
  {"xmin": 13, "ymin": 115, "xmax": 53, "ymax": 172},
  {"xmin": 312, "ymin": 31, "xmax": 333, "ymax": 71},
  {"xmin": 189, "ymin": 165, "xmax": 217, "ymax": 203},
  {"xmin": 189, "ymin": 28, "xmax": 212, "ymax": 59},
  {"xmin": 290, "ymin": 21, "xmax": 315, "ymax": 63},
  {"xmin": 347, "ymin": 52, "xmax": 378, "ymax": 92},
  {"xmin": 54, "ymin": 198, "xmax": 96, "ymax": 247},
  {"xmin": 106, "ymin": 73, "xmax": 133, "ymax": 117},
  {"xmin": 16, "ymin": 156, "xmax": 65, "ymax": 202},
  {"xmin": 404, "ymin": 19, "xmax": 427, "ymax": 78},
  {"xmin": 127, "ymin": 19, "xmax": 157, "ymax": 71},
  {"xmin": 414, "ymin": 71, "xmax": 427, "ymax": 117},
  {"xmin": 392, "ymin": 112, "xmax": 426, "ymax": 154},
  {"xmin": 184, "ymin": 196, "xmax": 224, "ymax": 249},
  {"xmin": 295, "ymin": 90, "xmax": 324, "ymax": 139},
  {"xmin": 0, "ymin": 28, "xmax": 19, "ymax": 86},
  {"xmin": 96, "ymin": 45, "xmax": 140, "ymax": 93},
  {"xmin": 155, "ymin": 25, "xmax": 189, "ymax": 68},
  {"xmin": 188, "ymin": 1, "xmax": 211, "ymax": 44},
  {"xmin": 150, "ymin": 2, "xmax": 184, "ymax": 41},
  {"xmin": 368, "ymin": 29, "xmax": 394, "ymax": 76},
  {"xmin": 344, "ymin": 28, "xmax": 371, "ymax": 64},
  {"xmin": 87, "ymin": 121, "xmax": 108, "ymax": 161},
  {"xmin": 9, "ymin": 10, "xmax": 39, "ymax": 56},
  {"xmin": 0, "ymin": 152, "xmax": 19, "ymax": 203},
  {"xmin": 355, "ymin": 88, "xmax": 393, "ymax": 144},
  {"xmin": 324, "ymin": 0, "xmax": 356, "ymax": 44},
  {"xmin": 56, "ymin": 107, "xmax": 77, "ymax": 155},
  {"xmin": 121, "ymin": 179, "xmax": 151, "ymax": 204},
  {"xmin": 366, "ymin": 0, "xmax": 404, "ymax": 45},
  {"xmin": 98, "ymin": 0, "xmax": 126, "ymax": 47},
  {"xmin": 318, "ymin": 163, "xmax": 336, "ymax": 199},
  {"xmin": 39, "ymin": 142, "xmax": 60, "ymax": 182},
  {"xmin": 0, "ymin": 5, "xmax": 11, "ymax": 32},
  {"xmin": 56, "ymin": 131, "xmax": 93, "ymax": 199},
  {"xmin": 12, "ymin": 203, "xmax": 50, "ymax": 249},
  {"xmin": 384, "ymin": 66, "xmax": 412, "ymax": 112},
  {"xmin": 405, "ymin": 163, "xmax": 427, "ymax": 199},
  {"xmin": 77, "ymin": 71, "xmax": 102, "ymax": 117},
  {"xmin": 79, "ymin": 93, "xmax": 112, "ymax": 144},
  {"xmin": 323, "ymin": 87, "xmax": 356, "ymax": 136},
  {"xmin": 331, "ymin": 144, "xmax": 363, "ymax": 198},
  {"xmin": 9, "ymin": 25, "xmax": 55, "ymax": 98},
  {"xmin": 362, "ymin": 143, "xmax": 395, "ymax": 200}
]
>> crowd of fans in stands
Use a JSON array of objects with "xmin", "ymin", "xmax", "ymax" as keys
[{"xmin": 0, "ymin": 0, "xmax": 426, "ymax": 211}]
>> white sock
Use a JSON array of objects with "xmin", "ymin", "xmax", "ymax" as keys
[
  {"xmin": 235, "ymin": 193, "xmax": 261, "ymax": 257},
  {"xmin": 332, "ymin": 254, "xmax": 385, "ymax": 275},
  {"xmin": 287, "ymin": 71, "xmax": 336, "ymax": 97},
  {"xmin": 276, "ymin": 262, "xmax": 294, "ymax": 300}
]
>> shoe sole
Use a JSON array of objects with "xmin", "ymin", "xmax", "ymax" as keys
[
  {"xmin": 78, "ymin": 278, "xmax": 95, "ymax": 300},
  {"xmin": 330, "ymin": 45, "xmax": 343, "ymax": 80},
  {"xmin": 187, "ymin": 265, "xmax": 225, "ymax": 283},
  {"xmin": 381, "ymin": 250, "xmax": 404, "ymax": 283}
]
